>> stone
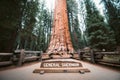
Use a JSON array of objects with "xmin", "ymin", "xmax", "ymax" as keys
[{"xmin": 40, "ymin": 71, "xmax": 45, "ymax": 75}]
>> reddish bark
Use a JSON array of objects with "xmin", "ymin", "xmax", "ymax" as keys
[{"xmin": 47, "ymin": 0, "xmax": 74, "ymax": 54}]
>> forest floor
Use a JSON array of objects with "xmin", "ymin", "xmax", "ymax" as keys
[{"xmin": 0, "ymin": 59, "xmax": 120, "ymax": 80}]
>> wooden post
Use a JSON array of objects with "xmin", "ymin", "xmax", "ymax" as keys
[
  {"xmin": 40, "ymin": 51, "xmax": 43, "ymax": 62},
  {"xmin": 90, "ymin": 50, "xmax": 96, "ymax": 63},
  {"xmin": 18, "ymin": 49, "xmax": 25, "ymax": 66},
  {"xmin": 77, "ymin": 49, "xmax": 83, "ymax": 60},
  {"xmin": 79, "ymin": 51, "xmax": 84, "ymax": 60}
]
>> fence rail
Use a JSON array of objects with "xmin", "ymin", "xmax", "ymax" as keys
[
  {"xmin": 15, "ymin": 50, "xmax": 41, "ymax": 54},
  {"xmin": 14, "ymin": 49, "xmax": 42, "ymax": 66},
  {"xmin": 0, "ymin": 49, "xmax": 42, "ymax": 67},
  {"xmin": 0, "ymin": 53, "xmax": 13, "ymax": 56},
  {"xmin": 0, "ymin": 50, "xmax": 120, "ymax": 67},
  {"xmin": 0, "ymin": 53, "xmax": 13, "ymax": 66},
  {"xmin": 95, "ymin": 51, "xmax": 120, "ymax": 55},
  {"xmin": 78, "ymin": 50, "xmax": 120, "ymax": 66}
]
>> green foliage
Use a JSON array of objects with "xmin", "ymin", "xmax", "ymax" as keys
[
  {"xmin": 0, "ymin": 0, "xmax": 21, "ymax": 52},
  {"xmin": 15, "ymin": 0, "xmax": 40, "ymax": 50},
  {"xmin": 0, "ymin": 0, "xmax": 118, "ymax": 52},
  {"xmin": 0, "ymin": 0, "xmax": 52, "ymax": 52},
  {"xmin": 67, "ymin": 0, "xmax": 84, "ymax": 50},
  {"xmin": 88, "ymin": 23, "xmax": 116, "ymax": 50},
  {"xmin": 101, "ymin": 0, "xmax": 120, "ymax": 46},
  {"xmin": 17, "ymin": 0, "xmax": 52, "ymax": 52},
  {"xmin": 85, "ymin": 0, "xmax": 116, "ymax": 51},
  {"xmin": 33, "ymin": 1, "xmax": 52, "ymax": 52}
]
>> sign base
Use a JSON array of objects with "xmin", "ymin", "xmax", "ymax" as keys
[
  {"xmin": 33, "ymin": 67, "xmax": 90, "ymax": 73},
  {"xmin": 33, "ymin": 59, "xmax": 90, "ymax": 73}
]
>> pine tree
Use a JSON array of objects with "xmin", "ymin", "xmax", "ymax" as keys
[
  {"xmin": 84, "ymin": 0, "xmax": 116, "ymax": 51},
  {"xmin": 67, "ymin": 0, "xmax": 83, "ymax": 50},
  {"xmin": 34, "ymin": 0, "xmax": 52, "ymax": 51},
  {"xmin": 101, "ymin": 0, "xmax": 120, "ymax": 48},
  {"xmin": 0, "ymin": 0, "xmax": 21, "ymax": 52},
  {"xmin": 15, "ymin": 0, "xmax": 39, "ymax": 50}
]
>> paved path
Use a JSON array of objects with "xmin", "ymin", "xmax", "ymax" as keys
[{"xmin": 0, "ymin": 59, "xmax": 120, "ymax": 80}]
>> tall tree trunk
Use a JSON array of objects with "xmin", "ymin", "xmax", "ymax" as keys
[
  {"xmin": 6, "ymin": 29, "xmax": 18, "ymax": 52},
  {"xmin": 47, "ymin": 0, "xmax": 74, "ymax": 54}
]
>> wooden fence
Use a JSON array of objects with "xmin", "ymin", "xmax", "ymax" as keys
[
  {"xmin": 78, "ymin": 50, "xmax": 120, "ymax": 67},
  {"xmin": 0, "ymin": 53, "xmax": 13, "ymax": 66},
  {"xmin": 0, "ymin": 49, "xmax": 42, "ymax": 66},
  {"xmin": 0, "ymin": 49, "xmax": 120, "ymax": 67}
]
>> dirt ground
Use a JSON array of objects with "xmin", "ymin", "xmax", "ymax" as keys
[{"xmin": 0, "ymin": 59, "xmax": 120, "ymax": 80}]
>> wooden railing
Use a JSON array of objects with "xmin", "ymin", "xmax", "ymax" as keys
[
  {"xmin": 78, "ymin": 50, "xmax": 120, "ymax": 66},
  {"xmin": 14, "ymin": 49, "xmax": 42, "ymax": 66},
  {"xmin": 0, "ymin": 49, "xmax": 120, "ymax": 67},
  {"xmin": 0, "ymin": 49, "xmax": 42, "ymax": 67},
  {"xmin": 0, "ymin": 53, "xmax": 13, "ymax": 66}
]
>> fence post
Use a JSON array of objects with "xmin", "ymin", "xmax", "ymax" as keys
[
  {"xmin": 18, "ymin": 49, "xmax": 25, "ymax": 66},
  {"xmin": 79, "ymin": 51, "xmax": 83, "ymax": 60},
  {"xmin": 77, "ymin": 49, "xmax": 80, "ymax": 60},
  {"xmin": 90, "ymin": 50, "xmax": 96, "ymax": 63},
  {"xmin": 40, "ymin": 51, "xmax": 43, "ymax": 62}
]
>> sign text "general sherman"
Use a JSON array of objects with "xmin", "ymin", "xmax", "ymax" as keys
[{"xmin": 42, "ymin": 63, "xmax": 81, "ymax": 68}]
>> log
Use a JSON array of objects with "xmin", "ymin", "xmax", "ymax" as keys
[
  {"xmin": 83, "ymin": 56, "xmax": 91, "ymax": 58},
  {"xmin": 15, "ymin": 50, "xmax": 40, "ymax": 54},
  {"xmin": 0, "ymin": 53, "xmax": 13, "ymax": 56},
  {"xmin": 98, "ymin": 62, "xmax": 120, "ymax": 67},
  {"xmin": 96, "ymin": 59, "xmax": 120, "ymax": 65},
  {"xmin": 95, "ymin": 51, "xmax": 120, "ymax": 55},
  {"xmin": 24, "ymin": 56, "xmax": 40, "ymax": 61},
  {"xmin": 0, "ymin": 61, "xmax": 12, "ymax": 66}
]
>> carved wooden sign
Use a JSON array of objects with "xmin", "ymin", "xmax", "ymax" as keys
[{"xmin": 41, "ymin": 61, "xmax": 82, "ymax": 68}]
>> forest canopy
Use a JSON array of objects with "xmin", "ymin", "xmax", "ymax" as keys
[{"xmin": 0, "ymin": 0, "xmax": 119, "ymax": 52}]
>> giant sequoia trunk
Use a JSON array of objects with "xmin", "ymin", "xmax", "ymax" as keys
[
  {"xmin": 33, "ymin": 0, "xmax": 90, "ymax": 73},
  {"xmin": 46, "ymin": 0, "xmax": 75, "ymax": 54}
]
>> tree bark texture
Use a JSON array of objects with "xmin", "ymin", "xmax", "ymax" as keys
[{"xmin": 47, "ymin": 0, "xmax": 75, "ymax": 54}]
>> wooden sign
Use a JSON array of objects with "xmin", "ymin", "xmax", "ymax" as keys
[
  {"xmin": 41, "ymin": 61, "xmax": 82, "ymax": 68},
  {"xmin": 33, "ymin": 59, "xmax": 90, "ymax": 73}
]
